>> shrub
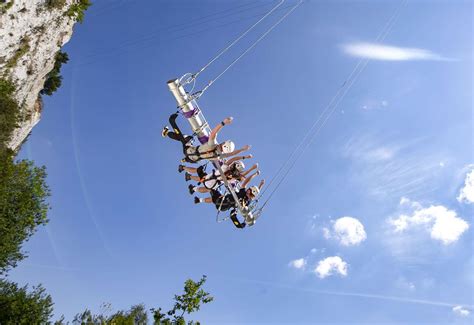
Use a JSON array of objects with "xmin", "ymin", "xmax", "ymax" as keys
[
  {"xmin": 0, "ymin": 79, "xmax": 19, "ymax": 147},
  {"xmin": 45, "ymin": 0, "xmax": 67, "ymax": 10},
  {"xmin": 66, "ymin": 0, "xmax": 91, "ymax": 23},
  {"xmin": 40, "ymin": 51, "xmax": 69, "ymax": 96},
  {"xmin": 0, "ymin": 1, "xmax": 14, "ymax": 15},
  {"xmin": 6, "ymin": 36, "xmax": 30, "ymax": 69}
]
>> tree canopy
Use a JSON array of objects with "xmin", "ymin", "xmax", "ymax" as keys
[{"xmin": 0, "ymin": 149, "xmax": 50, "ymax": 274}]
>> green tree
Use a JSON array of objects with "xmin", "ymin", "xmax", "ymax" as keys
[
  {"xmin": 151, "ymin": 275, "xmax": 214, "ymax": 325},
  {"xmin": 40, "ymin": 51, "xmax": 69, "ymax": 96},
  {"xmin": 67, "ymin": 0, "xmax": 92, "ymax": 23},
  {"xmin": 71, "ymin": 276, "xmax": 213, "ymax": 324},
  {"xmin": 0, "ymin": 149, "xmax": 50, "ymax": 274},
  {"xmin": 0, "ymin": 279, "xmax": 53, "ymax": 324}
]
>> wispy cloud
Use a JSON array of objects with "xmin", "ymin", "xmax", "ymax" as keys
[
  {"xmin": 457, "ymin": 166, "xmax": 474, "ymax": 204},
  {"xmin": 452, "ymin": 305, "xmax": 471, "ymax": 317},
  {"xmin": 342, "ymin": 42, "xmax": 452, "ymax": 61},
  {"xmin": 342, "ymin": 135, "xmax": 445, "ymax": 199}
]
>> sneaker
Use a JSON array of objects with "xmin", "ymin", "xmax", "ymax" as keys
[
  {"xmin": 161, "ymin": 126, "xmax": 169, "ymax": 137},
  {"xmin": 178, "ymin": 165, "xmax": 184, "ymax": 173},
  {"xmin": 185, "ymin": 172, "xmax": 191, "ymax": 182},
  {"xmin": 194, "ymin": 196, "xmax": 201, "ymax": 204},
  {"xmin": 188, "ymin": 184, "xmax": 195, "ymax": 194}
]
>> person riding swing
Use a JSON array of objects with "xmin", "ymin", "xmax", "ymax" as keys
[
  {"xmin": 162, "ymin": 113, "xmax": 250, "ymax": 163},
  {"xmin": 194, "ymin": 170, "xmax": 265, "ymax": 210}
]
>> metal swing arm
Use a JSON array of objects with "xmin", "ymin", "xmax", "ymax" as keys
[{"xmin": 167, "ymin": 77, "xmax": 257, "ymax": 226}]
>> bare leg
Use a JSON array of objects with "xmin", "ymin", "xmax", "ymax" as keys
[
  {"xmin": 190, "ymin": 175, "xmax": 201, "ymax": 182},
  {"xmin": 183, "ymin": 166, "xmax": 198, "ymax": 174},
  {"xmin": 203, "ymin": 197, "xmax": 213, "ymax": 204},
  {"xmin": 197, "ymin": 187, "xmax": 211, "ymax": 193}
]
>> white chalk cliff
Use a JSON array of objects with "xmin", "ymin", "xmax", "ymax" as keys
[{"xmin": 1, "ymin": 0, "xmax": 78, "ymax": 150}]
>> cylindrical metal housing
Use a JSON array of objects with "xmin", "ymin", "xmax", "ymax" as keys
[{"xmin": 167, "ymin": 79, "xmax": 210, "ymax": 144}]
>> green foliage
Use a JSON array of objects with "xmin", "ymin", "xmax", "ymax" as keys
[
  {"xmin": 0, "ymin": 279, "xmax": 54, "ymax": 324},
  {"xmin": 0, "ymin": 79, "xmax": 19, "ymax": 147},
  {"xmin": 0, "ymin": 1, "xmax": 14, "ymax": 15},
  {"xmin": 0, "ymin": 149, "xmax": 50, "ymax": 274},
  {"xmin": 71, "ymin": 276, "xmax": 213, "ymax": 324},
  {"xmin": 66, "ymin": 0, "xmax": 91, "ymax": 23},
  {"xmin": 73, "ymin": 304, "xmax": 148, "ymax": 325},
  {"xmin": 46, "ymin": 0, "xmax": 67, "ymax": 10},
  {"xmin": 151, "ymin": 275, "xmax": 213, "ymax": 324},
  {"xmin": 6, "ymin": 36, "xmax": 30, "ymax": 69},
  {"xmin": 40, "ymin": 51, "xmax": 69, "ymax": 96}
]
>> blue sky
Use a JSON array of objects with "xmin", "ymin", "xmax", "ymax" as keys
[{"xmin": 8, "ymin": 0, "xmax": 473, "ymax": 323}]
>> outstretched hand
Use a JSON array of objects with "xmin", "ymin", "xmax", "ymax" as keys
[
  {"xmin": 223, "ymin": 117, "xmax": 233, "ymax": 125},
  {"xmin": 243, "ymin": 145, "xmax": 251, "ymax": 151}
]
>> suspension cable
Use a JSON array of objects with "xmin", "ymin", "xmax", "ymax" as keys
[
  {"xmin": 195, "ymin": 0, "xmax": 304, "ymax": 98},
  {"xmin": 258, "ymin": 0, "xmax": 408, "ymax": 209},
  {"xmin": 190, "ymin": 0, "xmax": 287, "ymax": 83}
]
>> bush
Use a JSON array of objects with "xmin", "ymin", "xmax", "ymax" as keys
[
  {"xmin": 5, "ymin": 36, "xmax": 30, "ymax": 69},
  {"xmin": 0, "ymin": 79, "xmax": 19, "ymax": 147},
  {"xmin": 46, "ymin": 0, "xmax": 67, "ymax": 10},
  {"xmin": 67, "ymin": 0, "xmax": 91, "ymax": 23},
  {"xmin": 0, "ymin": 1, "xmax": 14, "ymax": 15},
  {"xmin": 40, "ymin": 51, "xmax": 69, "ymax": 96}
]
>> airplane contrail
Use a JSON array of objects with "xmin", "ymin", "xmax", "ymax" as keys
[{"xmin": 218, "ymin": 275, "xmax": 473, "ymax": 309}]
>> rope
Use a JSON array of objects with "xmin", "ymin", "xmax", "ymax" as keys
[
  {"xmin": 258, "ymin": 0, "xmax": 408, "ymax": 209},
  {"xmin": 188, "ymin": 0, "xmax": 286, "ymax": 84},
  {"xmin": 195, "ymin": 0, "xmax": 305, "ymax": 98}
]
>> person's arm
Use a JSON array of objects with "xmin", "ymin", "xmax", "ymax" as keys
[
  {"xmin": 221, "ymin": 144, "xmax": 251, "ymax": 158},
  {"xmin": 209, "ymin": 117, "xmax": 233, "ymax": 142},
  {"xmin": 226, "ymin": 154, "xmax": 252, "ymax": 165},
  {"xmin": 242, "ymin": 163, "xmax": 258, "ymax": 177},
  {"xmin": 258, "ymin": 178, "xmax": 265, "ymax": 190},
  {"xmin": 242, "ymin": 170, "xmax": 260, "ymax": 188}
]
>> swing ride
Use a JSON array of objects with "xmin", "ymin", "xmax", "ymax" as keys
[{"xmin": 163, "ymin": 0, "xmax": 407, "ymax": 229}]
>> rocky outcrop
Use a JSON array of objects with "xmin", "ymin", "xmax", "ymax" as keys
[{"xmin": 0, "ymin": 0, "xmax": 77, "ymax": 151}]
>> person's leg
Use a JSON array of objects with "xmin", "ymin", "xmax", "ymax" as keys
[
  {"xmin": 165, "ymin": 113, "xmax": 189, "ymax": 143},
  {"xmin": 185, "ymin": 173, "xmax": 201, "ymax": 182},
  {"xmin": 194, "ymin": 196, "xmax": 213, "ymax": 204},
  {"xmin": 182, "ymin": 166, "xmax": 198, "ymax": 174},
  {"xmin": 196, "ymin": 187, "xmax": 210, "ymax": 193}
]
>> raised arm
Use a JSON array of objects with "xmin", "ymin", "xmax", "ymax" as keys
[
  {"xmin": 209, "ymin": 117, "xmax": 233, "ymax": 142},
  {"xmin": 221, "ymin": 145, "xmax": 251, "ymax": 158},
  {"xmin": 242, "ymin": 163, "xmax": 258, "ymax": 177},
  {"xmin": 242, "ymin": 170, "xmax": 260, "ymax": 188},
  {"xmin": 258, "ymin": 178, "xmax": 265, "ymax": 190},
  {"xmin": 226, "ymin": 154, "xmax": 252, "ymax": 165}
]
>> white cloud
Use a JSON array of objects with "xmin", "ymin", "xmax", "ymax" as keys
[
  {"xmin": 342, "ymin": 42, "xmax": 450, "ymax": 61},
  {"xmin": 333, "ymin": 217, "xmax": 367, "ymax": 246},
  {"xmin": 388, "ymin": 201, "xmax": 469, "ymax": 245},
  {"xmin": 457, "ymin": 168, "xmax": 474, "ymax": 204},
  {"xmin": 452, "ymin": 306, "xmax": 470, "ymax": 317},
  {"xmin": 314, "ymin": 256, "xmax": 348, "ymax": 279},
  {"xmin": 288, "ymin": 258, "xmax": 307, "ymax": 270}
]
